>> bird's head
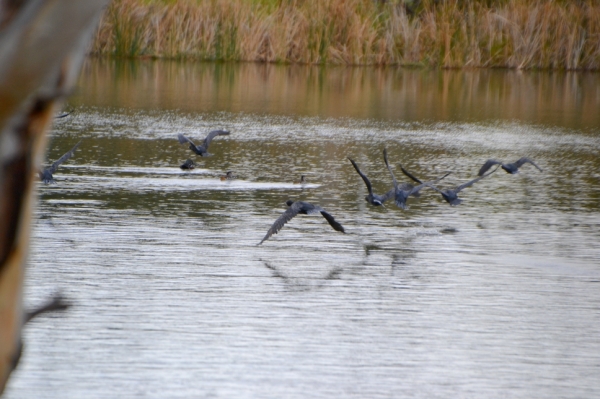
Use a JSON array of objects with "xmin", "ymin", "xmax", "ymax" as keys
[{"xmin": 285, "ymin": 200, "xmax": 295, "ymax": 207}]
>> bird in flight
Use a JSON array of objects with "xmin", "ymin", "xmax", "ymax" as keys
[
  {"xmin": 383, "ymin": 148, "xmax": 450, "ymax": 209},
  {"xmin": 259, "ymin": 200, "xmax": 345, "ymax": 245},
  {"xmin": 478, "ymin": 157, "xmax": 542, "ymax": 176},
  {"xmin": 348, "ymin": 157, "xmax": 393, "ymax": 206},
  {"xmin": 177, "ymin": 130, "xmax": 230, "ymax": 157},
  {"xmin": 39, "ymin": 140, "xmax": 82, "ymax": 184},
  {"xmin": 424, "ymin": 166, "xmax": 499, "ymax": 206}
]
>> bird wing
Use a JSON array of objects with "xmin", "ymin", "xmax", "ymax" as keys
[
  {"xmin": 455, "ymin": 165, "xmax": 499, "ymax": 193},
  {"xmin": 514, "ymin": 157, "xmax": 542, "ymax": 172},
  {"xmin": 320, "ymin": 211, "xmax": 345, "ymax": 233},
  {"xmin": 258, "ymin": 203, "xmax": 302, "ymax": 245},
  {"xmin": 177, "ymin": 133, "xmax": 196, "ymax": 146},
  {"xmin": 410, "ymin": 172, "xmax": 451, "ymax": 195},
  {"xmin": 202, "ymin": 130, "xmax": 230, "ymax": 149},
  {"xmin": 47, "ymin": 140, "xmax": 81, "ymax": 174},
  {"xmin": 383, "ymin": 148, "xmax": 398, "ymax": 190},
  {"xmin": 478, "ymin": 159, "xmax": 502, "ymax": 176},
  {"xmin": 348, "ymin": 158, "xmax": 373, "ymax": 195},
  {"xmin": 380, "ymin": 188, "xmax": 395, "ymax": 202},
  {"xmin": 399, "ymin": 164, "xmax": 423, "ymax": 184},
  {"xmin": 423, "ymin": 183, "xmax": 444, "ymax": 194}
]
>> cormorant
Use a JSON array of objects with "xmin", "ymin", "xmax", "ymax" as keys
[
  {"xmin": 348, "ymin": 157, "xmax": 393, "ymax": 206},
  {"xmin": 425, "ymin": 166, "xmax": 499, "ymax": 206},
  {"xmin": 180, "ymin": 159, "xmax": 196, "ymax": 170},
  {"xmin": 39, "ymin": 140, "xmax": 82, "ymax": 184},
  {"xmin": 177, "ymin": 130, "xmax": 230, "ymax": 157},
  {"xmin": 383, "ymin": 148, "xmax": 449, "ymax": 209},
  {"xmin": 478, "ymin": 157, "xmax": 542, "ymax": 176},
  {"xmin": 259, "ymin": 200, "xmax": 345, "ymax": 245}
]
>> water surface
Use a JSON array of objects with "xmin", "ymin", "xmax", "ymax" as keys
[{"xmin": 5, "ymin": 60, "xmax": 600, "ymax": 399}]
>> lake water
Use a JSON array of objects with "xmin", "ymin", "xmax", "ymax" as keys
[{"xmin": 5, "ymin": 60, "xmax": 600, "ymax": 398}]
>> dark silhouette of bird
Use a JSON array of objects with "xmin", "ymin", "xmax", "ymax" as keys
[
  {"xmin": 180, "ymin": 159, "xmax": 196, "ymax": 170},
  {"xmin": 259, "ymin": 200, "xmax": 345, "ymax": 245},
  {"xmin": 39, "ymin": 140, "xmax": 81, "ymax": 184},
  {"xmin": 294, "ymin": 175, "xmax": 307, "ymax": 184},
  {"xmin": 348, "ymin": 157, "xmax": 393, "ymax": 206},
  {"xmin": 177, "ymin": 130, "xmax": 230, "ymax": 157},
  {"xmin": 220, "ymin": 171, "xmax": 235, "ymax": 181},
  {"xmin": 55, "ymin": 112, "xmax": 71, "ymax": 119},
  {"xmin": 478, "ymin": 157, "xmax": 542, "ymax": 176},
  {"xmin": 424, "ymin": 166, "xmax": 499, "ymax": 206},
  {"xmin": 383, "ymin": 148, "xmax": 450, "ymax": 209}
]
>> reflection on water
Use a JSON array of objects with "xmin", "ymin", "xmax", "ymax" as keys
[
  {"xmin": 77, "ymin": 58, "xmax": 600, "ymax": 129},
  {"xmin": 5, "ymin": 60, "xmax": 600, "ymax": 399}
]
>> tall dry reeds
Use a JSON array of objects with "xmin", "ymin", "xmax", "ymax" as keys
[{"xmin": 92, "ymin": 0, "xmax": 600, "ymax": 69}]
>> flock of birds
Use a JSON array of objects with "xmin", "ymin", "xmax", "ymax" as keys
[{"xmin": 40, "ymin": 127, "xmax": 543, "ymax": 246}]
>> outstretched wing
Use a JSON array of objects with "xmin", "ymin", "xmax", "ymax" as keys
[
  {"xmin": 177, "ymin": 133, "xmax": 196, "ymax": 147},
  {"xmin": 348, "ymin": 158, "xmax": 373, "ymax": 195},
  {"xmin": 380, "ymin": 188, "xmax": 395, "ymax": 202},
  {"xmin": 423, "ymin": 183, "xmax": 444, "ymax": 194},
  {"xmin": 383, "ymin": 148, "xmax": 398, "ymax": 190},
  {"xmin": 320, "ymin": 211, "xmax": 345, "ymax": 233},
  {"xmin": 399, "ymin": 164, "xmax": 422, "ymax": 184},
  {"xmin": 456, "ymin": 165, "xmax": 499, "ymax": 193},
  {"xmin": 258, "ymin": 203, "xmax": 302, "ymax": 245},
  {"xmin": 410, "ymin": 172, "xmax": 451, "ymax": 195},
  {"xmin": 202, "ymin": 130, "xmax": 230, "ymax": 149},
  {"xmin": 48, "ymin": 140, "xmax": 81, "ymax": 174},
  {"xmin": 399, "ymin": 182, "xmax": 420, "ymax": 198},
  {"xmin": 478, "ymin": 159, "xmax": 502, "ymax": 176},
  {"xmin": 514, "ymin": 157, "xmax": 542, "ymax": 172}
]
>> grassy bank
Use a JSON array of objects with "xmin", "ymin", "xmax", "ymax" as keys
[{"xmin": 92, "ymin": 0, "xmax": 600, "ymax": 70}]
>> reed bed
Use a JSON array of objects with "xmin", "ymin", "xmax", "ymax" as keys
[{"xmin": 92, "ymin": 0, "xmax": 600, "ymax": 69}]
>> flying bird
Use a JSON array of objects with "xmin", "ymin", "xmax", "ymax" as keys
[
  {"xmin": 478, "ymin": 157, "xmax": 542, "ymax": 176},
  {"xmin": 177, "ymin": 130, "xmax": 230, "ymax": 157},
  {"xmin": 425, "ymin": 166, "xmax": 499, "ymax": 206},
  {"xmin": 259, "ymin": 200, "xmax": 345, "ymax": 245},
  {"xmin": 383, "ymin": 148, "xmax": 449, "ymax": 209},
  {"xmin": 348, "ymin": 157, "xmax": 393, "ymax": 206},
  {"xmin": 39, "ymin": 140, "xmax": 82, "ymax": 184},
  {"xmin": 180, "ymin": 159, "xmax": 196, "ymax": 170}
]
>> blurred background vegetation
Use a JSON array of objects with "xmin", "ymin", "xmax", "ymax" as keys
[{"xmin": 92, "ymin": 0, "xmax": 600, "ymax": 69}]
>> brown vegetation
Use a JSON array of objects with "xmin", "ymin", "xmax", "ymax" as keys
[{"xmin": 92, "ymin": 0, "xmax": 600, "ymax": 69}]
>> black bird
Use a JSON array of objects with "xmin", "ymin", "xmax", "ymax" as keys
[
  {"xmin": 180, "ymin": 159, "xmax": 196, "ymax": 170},
  {"xmin": 425, "ymin": 166, "xmax": 499, "ymax": 206},
  {"xmin": 39, "ymin": 140, "xmax": 81, "ymax": 184},
  {"xmin": 259, "ymin": 200, "xmax": 345, "ymax": 245},
  {"xmin": 177, "ymin": 130, "xmax": 230, "ymax": 157},
  {"xmin": 348, "ymin": 157, "xmax": 393, "ymax": 206},
  {"xmin": 478, "ymin": 157, "xmax": 542, "ymax": 176},
  {"xmin": 383, "ymin": 148, "xmax": 449, "ymax": 209}
]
